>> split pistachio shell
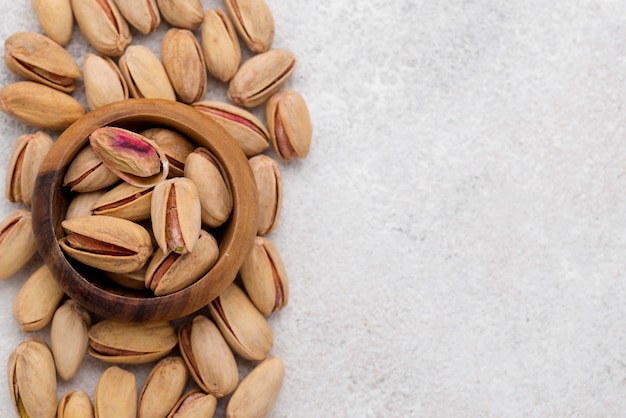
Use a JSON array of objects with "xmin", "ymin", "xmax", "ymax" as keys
[
  {"xmin": 83, "ymin": 53, "xmax": 129, "ymax": 111},
  {"xmin": 151, "ymin": 177, "xmax": 201, "ymax": 254},
  {"xmin": 0, "ymin": 81, "xmax": 86, "ymax": 130},
  {"xmin": 13, "ymin": 265, "xmax": 65, "ymax": 332},
  {"xmin": 138, "ymin": 356, "xmax": 188, "ymax": 418},
  {"xmin": 201, "ymin": 9, "xmax": 241, "ymax": 82},
  {"xmin": 161, "ymin": 28, "xmax": 206, "ymax": 104},
  {"xmin": 184, "ymin": 148, "xmax": 233, "ymax": 227},
  {"xmin": 266, "ymin": 89, "xmax": 313, "ymax": 161},
  {"xmin": 119, "ymin": 45, "xmax": 176, "ymax": 100},
  {"xmin": 51, "ymin": 300, "xmax": 92, "ymax": 381},
  {"xmin": 240, "ymin": 236, "xmax": 288, "ymax": 316},
  {"xmin": 208, "ymin": 283, "xmax": 273, "ymax": 361},
  {"xmin": 92, "ymin": 182, "xmax": 153, "ymax": 221},
  {"xmin": 179, "ymin": 315, "xmax": 238, "ymax": 397},
  {"xmin": 112, "ymin": 0, "xmax": 160, "ymax": 34},
  {"xmin": 65, "ymin": 190, "xmax": 106, "ymax": 220},
  {"xmin": 88, "ymin": 319, "xmax": 177, "ymax": 364},
  {"xmin": 226, "ymin": 357, "xmax": 284, "ymax": 418},
  {"xmin": 8, "ymin": 338, "xmax": 58, "ymax": 418},
  {"xmin": 105, "ymin": 266, "xmax": 148, "ymax": 290},
  {"xmin": 192, "ymin": 100, "xmax": 269, "ymax": 157},
  {"xmin": 167, "ymin": 390, "xmax": 217, "ymax": 418},
  {"xmin": 57, "ymin": 390, "xmax": 94, "ymax": 418},
  {"xmin": 32, "ymin": 0, "xmax": 74, "ymax": 46},
  {"xmin": 141, "ymin": 128, "xmax": 195, "ymax": 178},
  {"xmin": 94, "ymin": 366, "xmax": 137, "ymax": 418},
  {"xmin": 60, "ymin": 215, "xmax": 154, "ymax": 273},
  {"xmin": 156, "ymin": 0, "xmax": 204, "ymax": 30},
  {"xmin": 0, "ymin": 209, "xmax": 37, "ymax": 279},
  {"xmin": 70, "ymin": 0, "xmax": 131, "ymax": 56},
  {"xmin": 4, "ymin": 31, "xmax": 81, "ymax": 92},
  {"xmin": 63, "ymin": 145, "xmax": 119, "ymax": 193},
  {"xmin": 6, "ymin": 131, "xmax": 53, "ymax": 207},
  {"xmin": 249, "ymin": 154, "xmax": 282, "ymax": 235},
  {"xmin": 224, "ymin": 0, "xmax": 274, "ymax": 53}
]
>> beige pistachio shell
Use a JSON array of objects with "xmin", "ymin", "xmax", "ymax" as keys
[
  {"xmin": 63, "ymin": 145, "xmax": 120, "ymax": 193},
  {"xmin": 141, "ymin": 127, "xmax": 195, "ymax": 178},
  {"xmin": 156, "ymin": 0, "xmax": 204, "ymax": 30},
  {"xmin": 249, "ymin": 154, "xmax": 282, "ymax": 235},
  {"xmin": 184, "ymin": 147, "xmax": 233, "ymax": 227},
  {"xmin": 83, "ymin": 53, "xmax": 129, "ymax": 111},
  {"xmin": 112, "ymin": 0, "xmax": 160, "ymax": 34},
  {"xmin": 8, "ymin": 338, "xmax": 58, "ymax": 418},
  {"xmin": 161, "ymin": 28, "xmax": 206, "ymax": 104},
  {"xmin": 57, "ymin": 390, "xmax": 94, "ymax": 418},
  {"xmin": 226, "ymin": 357, "xmax": 284, "ymax": 418},
  {"xmin": 167, "ymin": 390, "xmax": 217, "ymax": 418},
  {"xmin": 138, "ymin": 356, "xmax": 188, "ymax": 418},
  {"xmin": 92, "ymin": 182, "xmax": 153, "ymax": 221},
  {"xmin": 119, "ymin": 45, "xmax": 176, "ymax": 100},
  {"xmin": 13, "ymin": 265, "xmax": 65, "ymax": 332},
  {"xmin": 224, "ymin": 0, "xmax": 274, "ymax": 53},
  {"xmin": 192, "ymin": 100, "xmax": 269, "ymax": 157},
  {"xmin": 0, "ymin": 209, "xmax": 37, "ymax": 279},
  {"xmin": 4, "ymin": 31, "xmax": 81, "ymax": 92},
  {"xmin": 105, "ymin": 266, "xmax": 148, "ymax": 290},
  {"xmin": 208, "ymin": 283, "xmax": 273, "ymax": 361},
  {"xmin": 266, "ymin": 89, "xmax": 313, "ymax": 161},
  {"xmin": 51, "ymin": 300, "xmax": 92, "ymax": 381},
  {"xmin": 0, "ymin": 81, "xmax": 86, "ymax": 130},
  {"xmin": 70, "ymin": 0, "xmax": 131, "ymax": 56},
  {"xmin": 6, "ymin": 131, "xmax": 53, "ymax": 207},
  {"xmin": 65, "ymin": 190, "xmax": 106, "ymax": 220},
  {"xmin": 32, "ymin": 0, "xmax": 74, "ymax": 46},
  {"xmin": 201, "ymin": 9, "xmax": 241, "ymax": 82},
  {"xmin": 94, "ymin": 366, "xmax": 137, "ymax": 418}
]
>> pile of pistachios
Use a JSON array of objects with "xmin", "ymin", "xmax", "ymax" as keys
[{"xmin": 0, "ymin": 0, "xmax": 312, "ymax": 416}]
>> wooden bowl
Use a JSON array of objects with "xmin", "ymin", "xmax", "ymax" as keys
[{"xmin": 31, "ymin": 99, "xmax": 258, "ymax": 322}]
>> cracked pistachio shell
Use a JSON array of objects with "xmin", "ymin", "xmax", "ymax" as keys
[
  {"xmin": 94, "ymin": 366, "xmax": 137, "ymax": 418},
  {"xmin": 119, "ymin": 45, "xmax": 176, "ymax": 100},
  {"xmin": 141, "ymin": 128, "xmax": 195, "ymax": 178},
  {"xmin": 226, "ymin": 357, "xmax": 284, "ymax": 418},
  {"xmin": 65, "ymin": 190, "xmax": 106, "ymax": 220},
  {"xmin": 63, "ymin": 145, "xmax": 119, "ymax": 192},
  {"xmin": 151, "ymin": 177, "xmax": 201, "ymax": 255},
  {"xmin": 105, "ymin": 265, "xmax": 148, "ymax": 290},
  {"xmin": 201, "ymin": 9, "xmax": 241, "ymax": 82},
  {"xmin": 83, "ymin": 53, "xmax": 129, "ymax": 111},
  {"xmin": 13, "ymin": 265, "xmax": 65, "ymax": 332},
  {"xmin": 89, "ymin": 126, "xmax": 169, "ymax": 187},
  {"xmin": 0, "ymin": 210, "xmax": 37, "ymax": 279},
  {"xmin": 228, "ymin": 49, "xmax": 296, "ymax": 108},
  {"xmin": 51, "ymin": 300, "xmax": 91, "ymax": 381},
  {"xmin": 57, "ymin": 390, "xmax": 94, "ymax": 418},
  {"xmin": 145, "ymin": 229, "xmax": 218, "ymax": 296},
  {"xmin": 112, "ymin": 0, "xmax": 160, "ymax": 34},
  {"xmin": 192, "ymin": 100, "xmax": 269, "ymax": 157},
  {"xmin": 156, "ymin": 0, "xmax": 203, "ymax": 30},
  {"xmin": 266, "ymin": 89, "xmax": 313, "ymax": 161},
  {"xmin": 8, "ymin": 338, "xmax": 58, "ymax": 418},
  {"xmin": 32, "ymin": 0, "xmax": 74, "ymax": 46},
  {"xmin": 184, "ymin": 147, "xmax": 233, "ymax": 227},
  {"xmin": 0, "ymin": 81, "xmax": 86, "ymax": 130},
  {"xmin": 240, "ymin": 236, "xmax": 288, "ymax": 316},
  {"xmin": 6, "ymin": 131, "xmax": 53, "ymax": 207},
  {"xmin": 92, "ymin": 182, "xmax": 153, "ymax": 221},
  {"xmin": 60, "ymin": 215, "xmax": 153, "ymax": 273},
  {"xmin": 161, "ymin": 28, "xmax": 206, "ymax": 104},
  {"xmin": 4, "ymin": 32, "xmax": 81, "ymax": 93},
  {"xmin": 167, "ymin": 390, "xmax": 217, "ymax": 418},
  {"xmin": 249, "ymin": 154, "xmax": 282, "ymax": 235},
  {"xmin": 71, "ymin": 0, "xmax": 131, "ymax": 56},
  {"xmin": 224, "ymin": 0, "xmax": 274, "ymax": 53},
  {"xmin": 138, "ymin": 356, "xmax": 188, "ymax": 418},
  {"xmin": 179, "ymin": 315, "xmax": 238, "ymax": 397},
  {"xmin": 208, "ymin": 283, "xmax": 273, "ymax": 361}
]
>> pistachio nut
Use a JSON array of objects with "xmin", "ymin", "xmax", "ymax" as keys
[
  {"xmin": 141, "ymin": 127, "xmax": 195, "ymax": 178},
  {"xmin": 178, "ymin": 315, "xmax": 238, "ymax": 397},
  {"xmin": 94, "ymin": 366, "xmax": 137, "ymax": 418},
  {"xmin": 6, "ymin": 131, "xmax": 53, "ymax": 207},
  {"xmin": 167, "ymin": 390, "xmax": 217, "ymax": 418},
  {"xmin": 266, "ymin": 89, "xmax": 313, "ymax": 161},
  {"xmin": 249, "ymin": 154, "xmax": 282, "ymax": 235},
  {"xmin": 13, "ymin": 265, "xmax": 65, "ymax": 332},
  {"xmin": 208, "ymin": 283, "xmax": 273, "ymax": 361},
  {"xmin": 192, "ymin": 100, "xmax": 269, "ymax": 157},
  {"xmin": 112, "ymin": 0, "xmax": 160, "ymax": 34},
  {"xmin": 70, "ymin": 0, "xmax": 131, "ymax": 56},
  {"xmin": 184, "ymin": 147, "xmax": 233, "ymax": 228},
  {"xmin": 105, "ymin": 266, "xmax": 148, "ymax": 290},
  {"xmin": 0, "ymin": 209, "xmax": 37, "ymax": 280},
  {"xmin": 88, "ymin": 319, "xmax": 177, "ymax": 364},
  {"xmin": 83, "ymin": 53, "xmax": 129, "ymax": 111},
  {"xmin": 145, "ymin": 229, "xmax": 219, "ymax": 296},
  {"xmin": 226, "ymin": 356, "xmax": 284, "ymax": 418},
  {"xmin": 201, "ymin": 9, "xmax": 241, "ymax": 82},
  {"xmin": 32, "ymin": 0, "xmax": 74, "ymax": 46},
  {"xmin": 156, "ymin": 0, "xmax": 204, "ymax": 30},
  {"xmin": 0, "ymin": 81, "xmax": 86, "ymax": 130},
  {"xmin": 63, "ymin": 145, "xmax": 120, "ymax": 193},
  {"xmin": 92, "ymin": 181, "xmax": 153, "ymax": 221},
  {"xmin": 8, "ymin": 338, "xmax": 58, "ymax": 418},
  {"xmin": 161, "ymin": 28, "xmax": 206, "ymax": 104},
  {"xmin": 119, "ymin": 45, "xmax": 176, "ymax": 100},
  {"xmin": 240, "ymin": 236, "xmax": 288, "ymax": 316},
  {"xmin": 151, "ymin": 177, "xmax": 201, "ymax": 255},
  {"xmin": 228, "ymin": 49, "xmax": 296, "ymax": 108},
  {"xmin": 51, "ymin": 300, "xmax": 92, "ymax": 381},
  {"xmin": 89, "ymin": 126, "xmax": 169, "ymax": 187},
  {"xmin": 59, "ymin": 215, "xmax": 154, "ymax": 273},
  {"xmin": 138, "ymin": 356, "xmax": 188, "ymax": 418},
  {"xmin": 57, "ymin": 390, "xmax": 94, "ymax": 418},
  {"xmin": 65, "ymin": 190, "xmax": 106, "ymax": 220},
  {"xmin": 225, "ymin": 0, "xmax": 274, "ymax": 53},
  {"xmin": 4, "ymin": 31, "xmax": 81, "ymax": 92}
]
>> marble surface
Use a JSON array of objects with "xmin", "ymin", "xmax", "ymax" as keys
[{"xmin": 2, "ymin": 0, "xmax": 626, "ymax": 416}]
